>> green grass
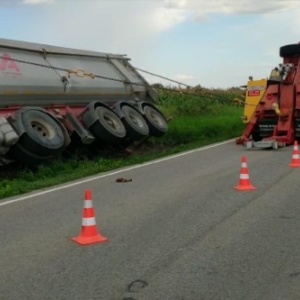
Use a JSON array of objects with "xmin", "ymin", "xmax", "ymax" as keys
[
  {"xmin": 161, "ymin": 107, "xmax": 242, "ymax": 145},
  {"xmin": 0, "ymin": 90, "xmax": 245, "ymax": 200}
]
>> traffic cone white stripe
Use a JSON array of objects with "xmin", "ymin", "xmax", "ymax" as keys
[
  {"xmin": 240, "ymin": 174, "xmax": 249, "ymax": 179},
  {"xmin": 241, "ymin": 162, "xmax": 247, "ymax": 168},
  {"xmin": 84, "ymin": 201, "xmax": 94, "ymax": 208},
  {"xmin": 82, "ymin": 217, "xmax": 96, "ymax": 226},
  {"xmin": 292, "ymin": 154, "xmax": 300, "ymax": 159}
]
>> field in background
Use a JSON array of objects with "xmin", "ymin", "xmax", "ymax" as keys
[{"xmin": 0, "ymin": 87, "xmax": 245, "ymax": 199}]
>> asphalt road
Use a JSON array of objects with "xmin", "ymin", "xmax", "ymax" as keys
[{"xmin": 0, "ymin": 141, "xmax": 299, "ymax": 300}]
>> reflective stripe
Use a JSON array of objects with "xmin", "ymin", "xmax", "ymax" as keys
[
  {"xmin": 82, "ymin": 217, "xmax": 96, "ymax": 226},
  {"xmin": 84, "ymin": 200, "xmax": 93, "ymax": 208},
  {"xmin": 292, "ymin": 154, "xmax": 300, "ymax": 159},
  {"xmin": 240, "ymin": 174, "xmax": 249, "ymax": 179},
  {"xmin": 241, "ymin": 162, "xmax": 247, "ymax": 168}
]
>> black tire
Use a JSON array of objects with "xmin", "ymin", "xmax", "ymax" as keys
[
  {"xmin": 251, "ymin": 127, "xmax": 261, "ymax": 142},
  {"xmin": 10, "ymin": 143, "xmax": 52, "ymax": 165},
  {"xmin": 15, "ymin": 109, "xmax": 66, "ymax": 157},
  {"xmin": 121, "ymin": 105, "xmax": 149, "ymax": 140},
  {"xmin": 279, "ymin": 44, "xmax": 300, "ymax": 57},
  {"xmin": 89, "ymin": 106, "xmax": 126, "ymax": 144},
  {"xmin": 143, "ymin": 105, "xmax": 168, "ymax": 137}
]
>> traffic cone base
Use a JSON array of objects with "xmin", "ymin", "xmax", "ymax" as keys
[
  {"xmin": 234, "ymin": 184, "xmax": 256, "ymax": 191},
  {"xmin": 289, "ymin": 162, "xmax": 300, "ymax": 167},
  {"xmin": 72, "ymin": 234, "xmax": 108, "ymax": 246}
]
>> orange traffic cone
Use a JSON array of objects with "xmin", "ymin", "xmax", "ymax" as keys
[
  {"xmin": 234, "ymin": 156, "xmax": 256, "ymax": 191},
  {"xmin": 72, "ymin": 189, "xmax": 108, "ymax": 246},
  {"xmin": 289, "ymin": 141, "xmax": 300, "ymax": 168}
]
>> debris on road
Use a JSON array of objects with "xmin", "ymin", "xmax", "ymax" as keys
[{"xmin": 116, "ymin": 178, "xmax": 133, "ymax": 183}]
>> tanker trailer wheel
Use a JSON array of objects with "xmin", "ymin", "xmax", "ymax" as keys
[
  {"xmin": 142, "ymin": 105, "xmax": 168, "ymax": 137},
  {"xmin": 11, "ymin": 143, "xmax": 53, "ymax": 165},
  {"xmin": 88, "ymin": 106, "xmax": 127, "ymax": 144},
  {"xmin": 13, "ymin": 108, "xmax": 66, "ymax": 158},
  {"xmin": 121, "ymin": 104, "xmax": 149, "ymax": 140}
]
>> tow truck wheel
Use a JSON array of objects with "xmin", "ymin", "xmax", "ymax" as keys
[
  {"xmin": 251, "ymin": 127, "xmax": 262, "ymax": 142},
  {"xmin": 280, "ymin": 44, "xmax": 300, "ymax": 57}
]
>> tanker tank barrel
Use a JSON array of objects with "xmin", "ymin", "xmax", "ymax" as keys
[{"xmin": 0, "ymin": 38, "xmax": 168, "ymax": 166}]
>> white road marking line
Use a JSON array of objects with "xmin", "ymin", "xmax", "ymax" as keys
[{"xmin": 0, "ymin": 139, "xmax": 234, "ymax": 207}]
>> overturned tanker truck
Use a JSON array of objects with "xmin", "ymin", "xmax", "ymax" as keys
[{"xmin": 0, "ymin": 38, "xmax": 168, "ymax": 165}]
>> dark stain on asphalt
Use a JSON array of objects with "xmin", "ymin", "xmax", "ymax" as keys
[
  {"xmin": 289, "ymin": 272, "xmax": 299, "ymax": 277},
  {"xmin": 278, "ymin": 215, "xmax": 296, "ymax": 219},
  {"xmin": 126, "ymin": 279, "xmax": 149, "ymax": 293}
]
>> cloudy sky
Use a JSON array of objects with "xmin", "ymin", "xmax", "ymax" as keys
[{"xmin": 0, "ymin": 0, "xmax": 300, "ymax": 88}]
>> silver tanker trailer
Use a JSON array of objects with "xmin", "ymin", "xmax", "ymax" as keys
[{"xmin": 0, "ymin": 38, "xmax": 168, "ymax": 165}]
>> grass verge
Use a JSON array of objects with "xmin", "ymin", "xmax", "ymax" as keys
[{"xmin": 0, "ymin": 103, "xmax": 244, "ymax": 200}]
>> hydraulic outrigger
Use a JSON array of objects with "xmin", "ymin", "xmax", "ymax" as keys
[{"xmin": 237, "ymin": 43, "xmax": 300, "ymax": 149}]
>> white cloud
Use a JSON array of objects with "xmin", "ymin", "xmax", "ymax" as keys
[
  {"xmin": 152, "ymin": 5, "xmax": 187, "ymax": 31},
  {"xmin": 22, "ymin": 0, "xmax": 53, "ymax": 4},
  {"xmin": 188, "ymin": 0, "xmax": 297, "ymax": 14},
  {"xmin": 161, "ymin": 0, "xmax": 300, "ymax": 23},
  {"xmin": 112, "ymin": 0, "xmax": 300, "ymax": 33},
  {"xmin": 1, "ymin": 0, "xmax": 300, "ymax": 88},
  {"xmin": 25, "ymin": 1, "xmax": 188, "ymax": 55},
  {"xmin": 0, "ymin": 0, "xmax": 54, "ymax": 5},
  {"xmin": 164, "ymin": 0, "xmax": 188, "ymax": 9}
]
